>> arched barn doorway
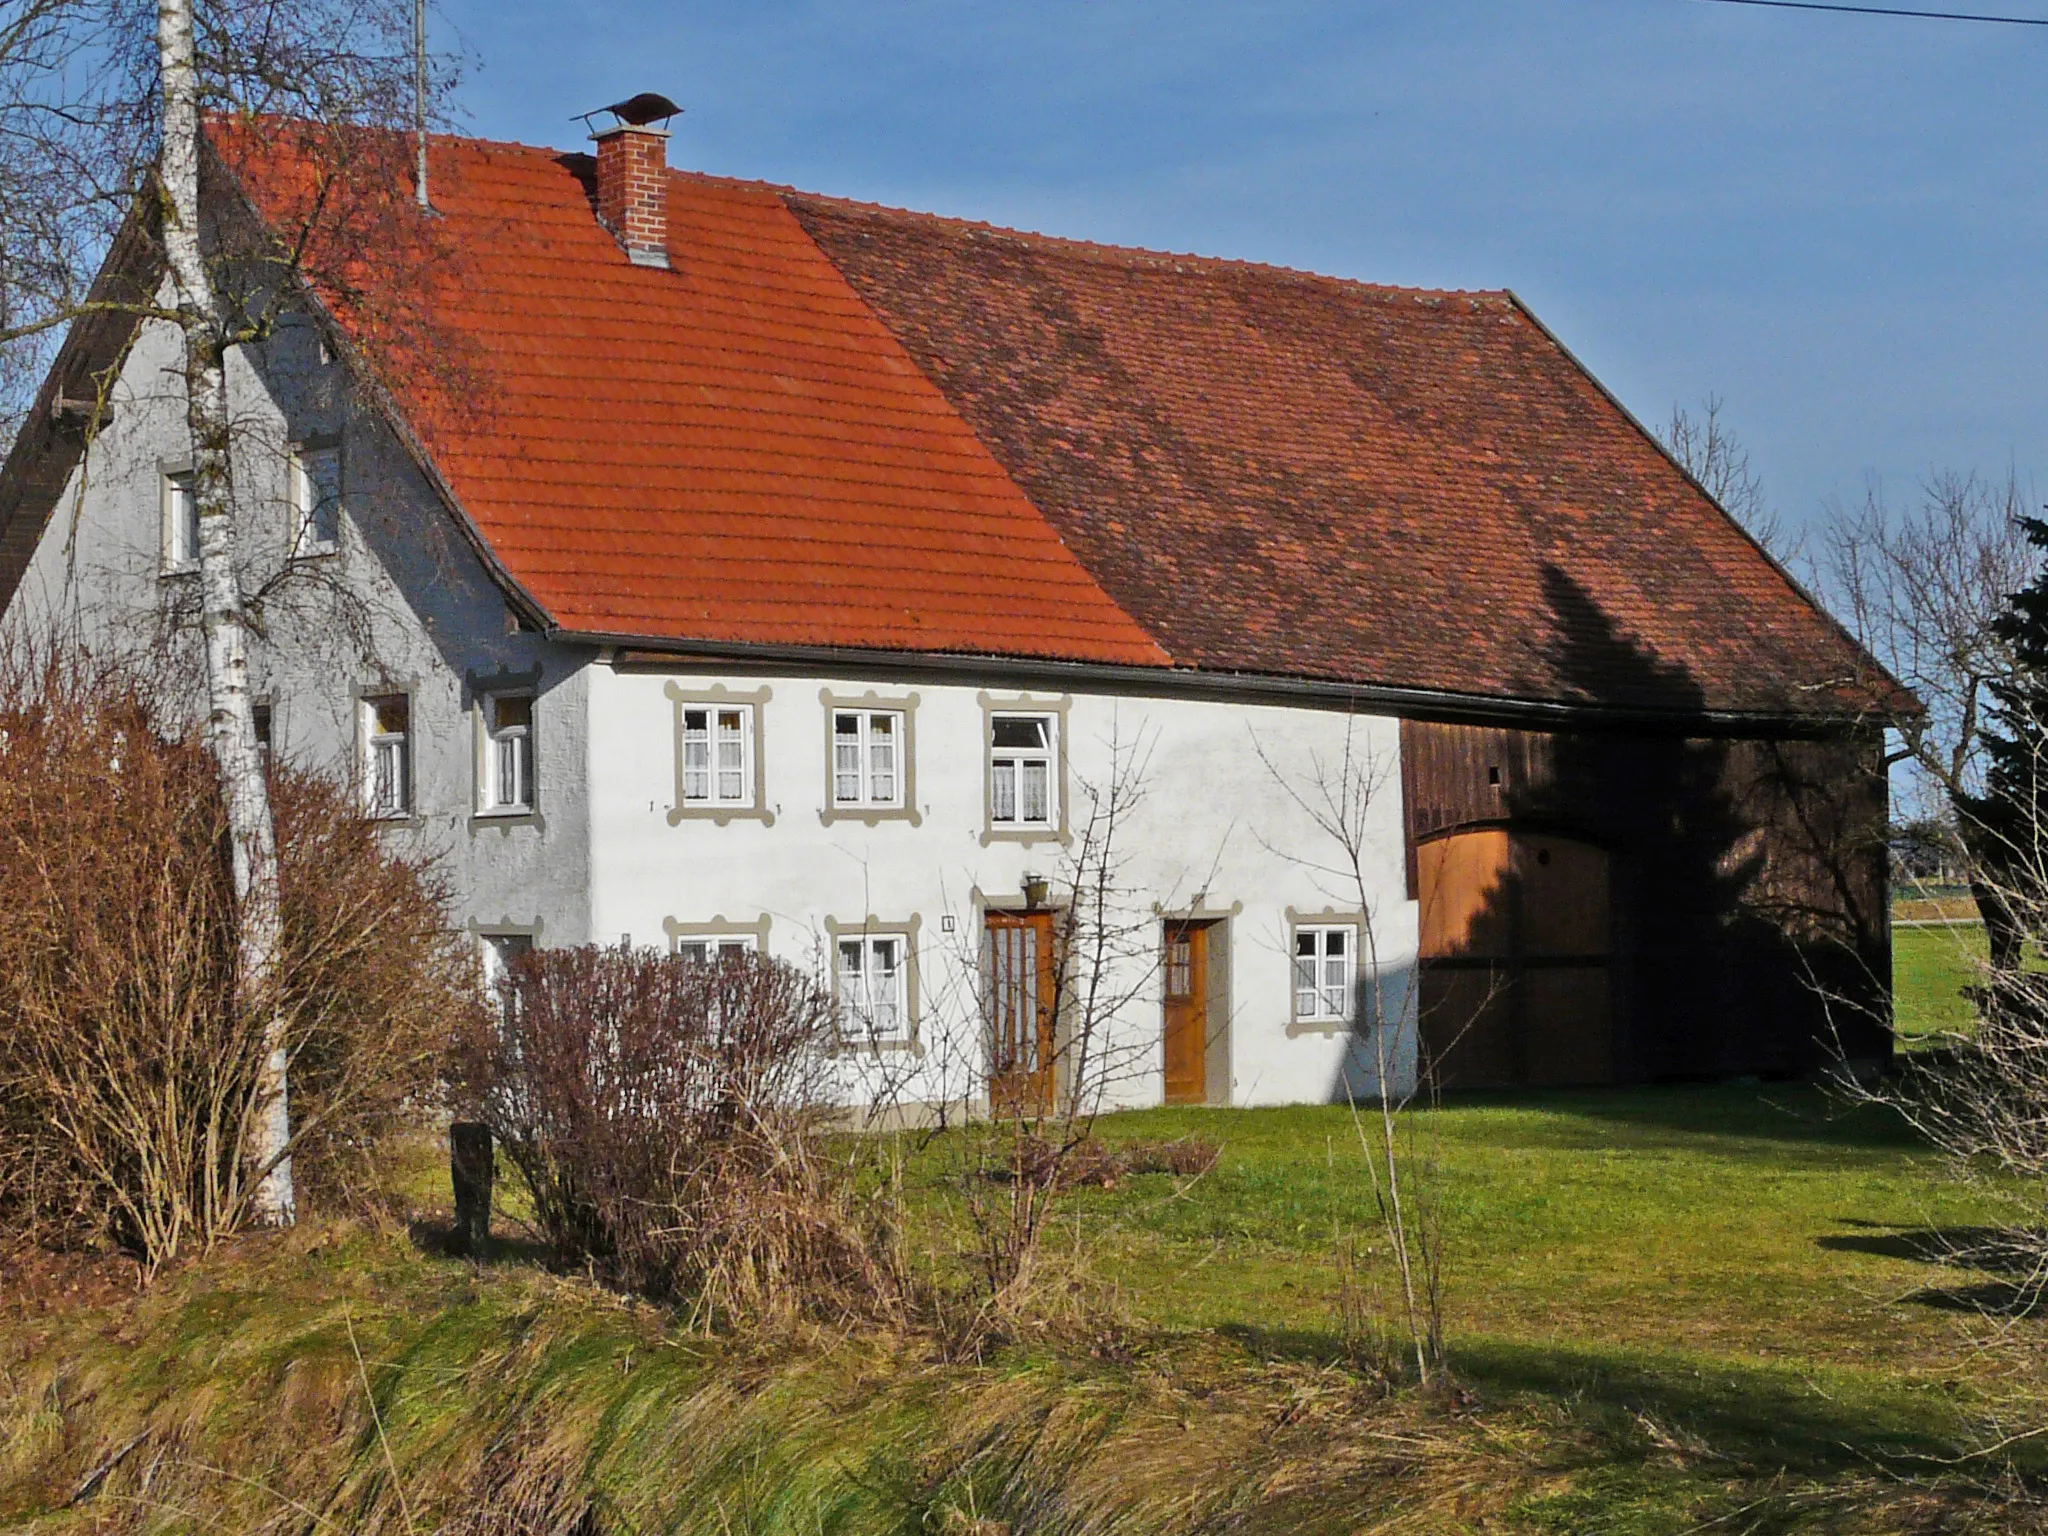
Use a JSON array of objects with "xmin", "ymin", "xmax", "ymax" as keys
[{"xmin": 1416, "ymin": 828, "xmax": 1614, "ymax": 1090}]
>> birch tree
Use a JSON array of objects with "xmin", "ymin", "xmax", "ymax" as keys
[
  {"xmin": 1, "ymin": 0, "xmax": 457, "ymax": 1226},
  {"xmin": 152, "ymin": 0, "xmax": 290, "ymax": 1220}
]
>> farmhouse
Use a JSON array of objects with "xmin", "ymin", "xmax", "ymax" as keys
[{"xmin": 0, "ymin": 104, "xmax": 1908, "ymax": 1110}]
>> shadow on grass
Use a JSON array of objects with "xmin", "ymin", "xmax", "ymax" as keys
[
  {"xmin": 1216, "ymin": 1323, "xmax": 1982, "ymax": 1473},
  {"xmin": 1427, "ymin": 1082, "xmax": 1924, "ymax": 1154},
  {"xmin": 1818, "ymin": 1222, "xmax": 2048, "ymax": 1317},
  {"xmin": 406, "ymin": 1216, "xmax": 551, "ymax": 1269},
  {"xmin": 1455, "ymin": 1336, "xmax": 1978, "ymax": 1472}
]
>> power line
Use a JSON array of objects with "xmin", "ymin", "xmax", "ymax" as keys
[{"xmin": 1696, "ymin": 0, "xmax": 2048, "ymax": 24}]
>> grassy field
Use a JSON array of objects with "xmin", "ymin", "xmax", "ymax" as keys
[
  {"xmin": 1894, "ymin": 919, "xmax": 1986, "ymax": 1045},
  {"xmin": 5, "ymin": 1083, "xmax": 2041, "ymax": 1533}
]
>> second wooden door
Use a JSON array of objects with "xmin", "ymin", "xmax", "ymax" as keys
[{"xmin": 1162, "ymin": 920, "xmax": 1210, "ymax": 1105}]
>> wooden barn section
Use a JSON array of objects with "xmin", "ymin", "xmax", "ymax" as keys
[{"xmin": 1402, "ymin": 718, "xmax": 1892, "ymax": 1089}]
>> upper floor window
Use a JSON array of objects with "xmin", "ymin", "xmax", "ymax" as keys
[
  {"xmin": 162, "ymin": 471, "xmax": 199, "ymax": 572},
  {"xmin": 251, "ymin": 703, "xmax": 274, "ymax": 764},
  {"xmin": 836, "ymin": 931, "xmax": 909, "ymax": 1044},
  {"xmin": 681, "ymin": 705, "xmax": 752, "ymax": 808},
  {"xmin": 290, "ymin": 444, "xmax": 342, "ymax": 556},
  {"xmin": 832, "ymin": 709, "xmax": 902, "ymax": 809},
  {"xmin": 480, "ymin": 692, "xmax": 533, "ymax": 814},
  {"xmin": 666, "ymin": 684, "xmax": 773, "ymax": 827},
  {"xmin": 1293, "ymin": 924, "xmax": 1356, "ymax": 1025},
  {"xmin": 990, "ymin": 713, "xmax": 1056, "ymax": 829},
  {"xmin": 362, "ymin": 694, "xmax": 411, "ymax": 819}
]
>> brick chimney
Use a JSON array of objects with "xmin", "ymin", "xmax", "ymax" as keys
[{"xmin": 592, "ymin": 123, "xmax": 670, "ymax": 268}]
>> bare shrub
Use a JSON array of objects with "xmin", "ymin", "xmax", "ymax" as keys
[
  {"xmin": 988, "ymin": 1134, "xmax": 1220, "ymax": 1192},
  {"xmin": 450, "ymin": 944, "xmax": 905, "ymax": 1329},
  {"xmin": 0, "ymin": 661, "xmax": 469, "ymax": 1269}
]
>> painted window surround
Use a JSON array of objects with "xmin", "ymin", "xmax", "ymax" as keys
[
  {"xmin": 818, "ymin": 687, "xmax": 922, "ymax": 826},
  {"xmin": 822, "ymin": 912, "xmax": 923, "ymax": 1054},
  {"xmin": 665, "ymin": 681, "xmax": 774, "ymax": 826},
  {"xmin": 660, "ymin": 913, "xmax": 774, "ymax": 954},
  {"xmin": 978, "ymin": 690, "xmax": 1072, "ymax": 849},
  {"xmin": 470, "ymin": 665, "xmax": 543, "ymax": 829},
  {"xmin": 1284, "ymin": 905, "xmax": 1367, "ymax": 1037},
  {"xmin": 353, "ymin": 678, "xmax": 421, "ymax": 827}
]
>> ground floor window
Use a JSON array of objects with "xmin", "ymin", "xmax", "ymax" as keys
[
  {"xmin": 1293, "ymin": 924, "xmax": 1355, "ymax": 1024},
  {"xmin": 676, "ymin": 935, "xmax": 755, "ymax": 964},
  {"xmin": 836, "ymin": 932, "xmax": 908, "ymax": 1043}
]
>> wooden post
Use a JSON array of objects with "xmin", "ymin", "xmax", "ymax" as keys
[{"xmin": 450, "ymin": 1121, "xmax": 493, "ymax": 1254}]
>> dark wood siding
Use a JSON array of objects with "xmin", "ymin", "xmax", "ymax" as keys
[{"xmin": 1402, "ymin": 719, "xmax": 1892, "ymax": 1085}]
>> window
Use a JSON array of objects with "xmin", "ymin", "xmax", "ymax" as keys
[
  {"xmin": 480, "ymin": 933, "xmax": 533, "ymax": 1023},
  {"xmin": 989, "ymin": 714, "xmax": 1055, "ymax": 829},
  {"xmin": 362, "ymin": 694, "xmax": 411, "ymax": 818},
  {"xmin": 481, "ymin": 692, "xmax": 533, "ymax": 813},
  {"xmin": 832, "ymin": 709, "xmax": 902, "ymax": 808},
  {"xmin": 251, "ymin": 704, "xmax": 273, "ymax": 762},
  {"xmin": 480, "ymin": 932, "xmax": 532, "ymax": 990},
  {"xmin": 837, "ymin": 932, "xmax": 908, "ymax": 1043},
  {"xmin": 676, "ymin": 936, "xmax": 754, "ymax": 964},
  {"xmin": 1294, "ymin": 925, "xmax": 1356, "ymax": 1025},
  {"xmin": 290, "ymin": 445, "xmax": 342, "ymax": 555},
  {"xmin": 163, "ymin": 471, "xmax": 199, "ymax": 571},
  {"xmin": 680, "ymin": 705, "xmax": 752, "ymax": 808}
]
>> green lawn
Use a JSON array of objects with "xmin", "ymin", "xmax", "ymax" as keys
[
  {"xmin": 7, "ymin": 1084, "xmax": 2039, "ymax": 1533},
  {"xmin": 1894, "ymin": 921, "xmax": 1986, "ymax": 1044}
]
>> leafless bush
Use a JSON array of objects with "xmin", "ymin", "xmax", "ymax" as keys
[
  {"xmin": 987, "ymin": 1134, "xmax": 1220, "ymax": 1192},
  {"xmin": 450, "ymin": 944, "xmax": 907, "ymax": 1330},
  {"xmin": 0, "ymin": 659, "xmax": 469, "ymax": 1270},
  {"xmin": 945, "ymin": 725, "xmax": 1168, "ymax": 1320}
]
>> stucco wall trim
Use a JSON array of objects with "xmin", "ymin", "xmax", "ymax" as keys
[
  {"xmin": 976, "ymin": 690, "xmax": 1072, "ymax": 849},
  {"xmin": 817, "ymin": 687, "xmax": 922, "ymax": 827},
  {"xmin": 664, "ymin": 680, "xmax": 775, "ymax": 827}
]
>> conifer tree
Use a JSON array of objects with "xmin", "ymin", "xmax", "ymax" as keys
[{"xmin": 1954, "ymin": 516, "xmax": 2048, "ymax": 977}]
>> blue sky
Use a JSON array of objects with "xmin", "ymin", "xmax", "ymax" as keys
[{"xmin": 433, "ymin": 0, "xmax": 2047, "ymax": 539}]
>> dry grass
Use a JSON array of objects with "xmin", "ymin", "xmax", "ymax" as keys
[{"xmin": 8, "ymin": 1087, "xmax": 2048, "ymax": 1532}]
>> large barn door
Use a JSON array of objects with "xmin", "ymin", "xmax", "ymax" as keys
[{"xmin": 1417, "ymin": 829, "xmax": 1613, "ymax": 1089}]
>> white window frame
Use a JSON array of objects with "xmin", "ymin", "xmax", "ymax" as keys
[
  {"xmin": 675, "ymin": 934, "xmax": 757, "ymax": 965},
  {"xmin": 361, "ymin": 692, "xmax": 413, "ymax": 820},
  {"xmin": 831, "ymin": 708, "xmax": 904, "ymax": 810},
  {"xmin": 289, "ymin": 443, "xmax": 342, "ymax": 557},
  {"xmin": 1293, "ymin": 923, "xmax": 1357, "ymax": 1026},
  {"xmin": 680, "ymin": 704, "xmax": 754, "ymax": 809},
  {"xmin": 988, "ymin": 711, "xmax": 1057, "ymax": 832},
  {"xmin": 835, "ymin": 930, "xmax": 911, "ymax": 1045},
  {"xmin": 479, "ymin": 691, "xmax": 534, "ymax": 815},
  {"xmin": 162, "ymin": 470, "xmax": 199, "ymax": 573}
]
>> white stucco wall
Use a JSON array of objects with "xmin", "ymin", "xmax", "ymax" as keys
[
  {"xmin": 585, "ymin": 666, "xmax": 1420, "ymax": 1109},
  {"xmin": 5, "ymin": 294, "xmax": 1422, "ymax": 1112},
  {"xmin": 3, "ymin": 302, "xmax": 596, "ymax": 949}
]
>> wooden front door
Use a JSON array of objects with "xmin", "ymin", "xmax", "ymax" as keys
[
  {"xmin": 1417, "ymin": 828, "xmax": 1613, "ymax": 1090},
  {"xmin": 987, "ymin": 910, "xmax": 1058, "ymax": 1115},
  {"xmin": 1162, "ymin": 921, "xmax": 1209, "ymax": 1105}
]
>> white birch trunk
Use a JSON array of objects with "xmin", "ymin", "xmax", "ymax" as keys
[{"xmin": 157, "ymin": 0, "xmax": 294, "ymax": 1225}]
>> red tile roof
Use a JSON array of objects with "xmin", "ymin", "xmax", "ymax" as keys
[
  {"xmin": 216, "ymin": 129, "xmax": 1901, "ymax": 721},
  {"xmin": 226, "ymin": 130, "xmax": 1166, "ymax": 668}
]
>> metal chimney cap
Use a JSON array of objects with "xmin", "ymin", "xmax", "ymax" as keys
[{"xmin": 576, "ymin": 92, "xmax": 682, "ymax": 132}]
